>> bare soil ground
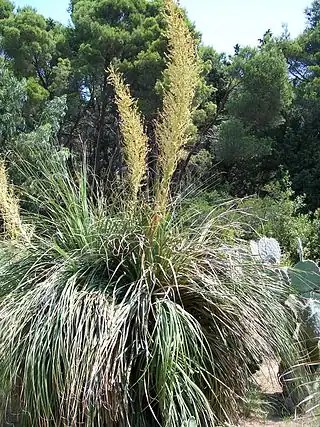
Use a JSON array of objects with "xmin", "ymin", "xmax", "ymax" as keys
[
  {"xmin": 240, "ymin": 420, "xmax": 313, "ymax": 426},
  {"xmin": 238, "ymin": 361, "xmax": 318, "ymax": 427}
]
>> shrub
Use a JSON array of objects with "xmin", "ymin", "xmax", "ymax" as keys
[
  {"xmin": 178, "ymin": 181, "xmax": 313, "ymax": 263},
  {"xmin": 241, "ymin": 178, "xmax": 313, "ymax": 263},
  {"xmin": 0, "ymin": 159, "xmax": 304, "ymax": 426}
]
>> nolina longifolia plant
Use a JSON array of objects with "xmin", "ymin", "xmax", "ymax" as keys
[
  {"xmin": 107, "ymin": 68, "xmax": 148, "ymax": 206},
  {"xmin": 0, "ymin": 161, "xmax": 23, "ymax": 239},
  {"xmin": 0, "ymin": 1, "xmax": 306, "ymax": 426},
  {"xmin": 153, "ymin": 0, "xmax": 199, "ymax": 218},
  {"xmin": 109, "ymin": 0, "xmax": 198, "ymax": 220}
]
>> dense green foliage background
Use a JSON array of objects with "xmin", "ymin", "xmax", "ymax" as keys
[{"xmin": 1, "ymin": 0, "xmax": 320, "ymax": 261}]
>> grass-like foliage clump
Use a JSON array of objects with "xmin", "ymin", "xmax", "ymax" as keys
[{"xmin": 0, "ymin": 158, "xmax": 300, "ymax": 426}]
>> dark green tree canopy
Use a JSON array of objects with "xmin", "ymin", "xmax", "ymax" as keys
[
  {"xmin": 227, "ymin": 42, "xmax": 292, "ymax": 130},
  {"xmin": 306, "ymin": 0, "xmax": 320, "ymax": 28},
  {"xmin": 0, "ymin": 58, "xmax": 27, "ymax": 145},
  {"xmin": 1, "ymin": 0, "xmax": 320, "ymax": 214}
]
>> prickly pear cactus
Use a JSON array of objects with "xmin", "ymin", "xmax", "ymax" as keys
[
  {"xmin": 181, "ymin": 418, "xmax": 196, "ymax": 427},
  {"xmin": 288, "ymin": 260, "xmax": 320, "ymax": 336},
  {"xmin": 250, "ymin": 237, "xmax": 281, "ymax": 264},
  {"xmin": 280, "ymin": 243, "xmax": 320, "ymax": 399},
  {"xmin": 287, "ymin": 258, "xmax": 320, "ymax": 373},
  {"xmin": 288, "ymin": 260, "xmax": 320, "ymax": 297},
  {"xmin": 309, "ymin": 297, "xmax": 320, "ymax": 335}
]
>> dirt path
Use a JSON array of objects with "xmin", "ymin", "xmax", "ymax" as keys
[
  {"xmin": 238, "ymin": 361, "xmax": 318, "ymax": 427},
  {"xmin": 240, "ymin": 420, "xmax": 312, "ymax": 426}
]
